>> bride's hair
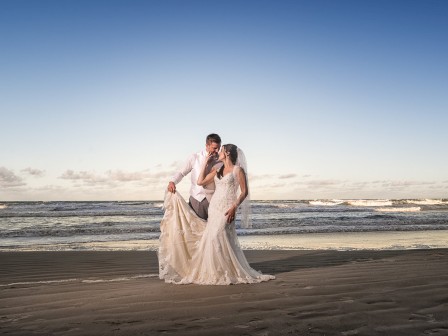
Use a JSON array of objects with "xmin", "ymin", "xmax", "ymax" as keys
[{"xmin": 217, "ymin": 144, "xmax": 238, "ymax": 179}]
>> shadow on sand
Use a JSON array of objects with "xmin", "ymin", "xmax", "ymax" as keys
[{"xmin": 247, "ymin": 249, "xmax": 429, "ymax": 275}]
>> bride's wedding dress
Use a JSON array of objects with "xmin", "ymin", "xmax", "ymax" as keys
[{"xmin": 159, "ymin": 166, "xmax": 275, "ymax": 285}]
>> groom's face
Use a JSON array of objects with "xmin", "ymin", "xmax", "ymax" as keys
[{"xmin": 206, "ymin": 142, "xmax": 220, "ymax": 156}]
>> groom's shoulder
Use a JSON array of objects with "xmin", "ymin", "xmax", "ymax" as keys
[
  {"xmin": 194, "ymin": 149, "xmax": 206, "ymax": 158},
  {"xmin": 187, "ymin": 151, "xmax": 202, "ymax": 162}
]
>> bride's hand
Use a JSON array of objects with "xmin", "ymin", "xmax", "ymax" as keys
[{"xmin": 225, "ymin": 205, "xmax": 237, "ymax": 224}]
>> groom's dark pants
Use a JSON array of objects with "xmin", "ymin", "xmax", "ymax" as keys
[{"xmin": 189, "ymin": 196, "xmax": 209, "ymax": 220}]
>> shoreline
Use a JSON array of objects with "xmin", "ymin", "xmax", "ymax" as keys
[
  {"xmin": 1, "ymin": 249, "xmax": 448, "ymax": 335},
  {"xmin": 2, "ymin": 230, "xmax": 448, "ymax": 252}
]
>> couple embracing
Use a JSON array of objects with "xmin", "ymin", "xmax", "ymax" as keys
[{"xmin": 158, "ymin": 133, "xmax": 275, "ymax": 285}]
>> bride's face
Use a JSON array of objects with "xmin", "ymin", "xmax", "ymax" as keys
[{"xmin": 218, "ymin": 147, "xmax": 226, "ymax": 161}]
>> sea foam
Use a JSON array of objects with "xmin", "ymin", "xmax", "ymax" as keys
[
  {"xmin": 309, "ymin": 200, "xmax": 344, "ymax": 206},
  {"xmin": 376, "ymin": 207, "xmax": 421, "ymax": 212},
  {"xmin": 0, "ymin": 274, "xmax": 159, "ymax": 287},
  {"xmin": 347, "ymin": 200, "xmax": 393, "ymax": 207},
  {"xmin": 406, "ymin": 199, "xmax": 448, "ymax": 205}
]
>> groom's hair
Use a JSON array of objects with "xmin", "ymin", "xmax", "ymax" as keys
[{"xmin": 206, "ymin": 133, "xmax": 221, "ymax": 145}]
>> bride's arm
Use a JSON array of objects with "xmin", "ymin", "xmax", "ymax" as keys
[
  {"xmin": 225, "ymin": 167, "xmax": 248, "ymax": 223},
  {"xmin": 235, "ymin": 167, "xmax": 249, "ymax": 205},
  {"xmin": 197, "ymin": 155, "xmax": 217, "ymax": 186}
]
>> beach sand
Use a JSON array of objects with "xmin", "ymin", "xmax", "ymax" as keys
[{"xmin": 1, "ymin": 250, "xmax": 448, "ymax": 335}]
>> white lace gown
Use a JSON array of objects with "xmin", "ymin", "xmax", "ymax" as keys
[{"xmin": 159, "ymin": 166, "xmax": 275, "ymax": 285}]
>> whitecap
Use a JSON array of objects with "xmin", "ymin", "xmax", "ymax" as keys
[
  {"xmin": 375, "ymin": 207, "xmax": 421, "ymax": 212},
  {"xmin": 405, "ymin": 199, "xmax": 448, "ymax": 205},
  {"xmin": 276, "ymin": 204, "xmax": 293, "ymax": 208},
  {"xmin": 348, "ymin": 200, "xmax": 392, "ymax": 207},
  {"xmin": 309, "ymin": 200, "xmax": 344, "ymax": 206}
]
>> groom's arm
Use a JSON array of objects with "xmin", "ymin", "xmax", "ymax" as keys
[{"xmin": 167, "ymin": 154, "xmax": 195, "ymax": 193}]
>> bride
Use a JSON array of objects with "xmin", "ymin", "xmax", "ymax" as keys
[{"xmin": 158, "ymin": 144, "xmax": 275, "ymax": 285}]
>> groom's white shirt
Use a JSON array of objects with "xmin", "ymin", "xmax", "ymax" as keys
[{"xmin": 171, "ymin": 150, "xmax": 219, "ymax": 202}]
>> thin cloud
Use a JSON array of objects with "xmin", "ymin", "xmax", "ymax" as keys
[
  {"xmin": 351, "ymin": 182, "xmax": 370, "ymax": 187},
  {"xmin": 264, "ymin": 182, "xmax": 287, "ymax": 189},
  {"xmin": 34, "ymin": 185, "xmax": 65, "ymax": 192},
  {"xmin": 279, "ymin": 174, "xmax": 297, "ymax": 179},
  {"xmin": 249, "ymin": 174, "xmax": 275, "ymax": 181},
  {"xmin": 60, "ymin": 170, "xmax": 146, "ymax": 186},
  {"xmin": 21, "ymin": 167, "xmax": 45, "ymax": 177},
  {"xmin": 60, "ymin": 170, "xmax": 102, "ymax": 181},
  {"xmin": 59, "ymin": 169, "xmax": 175, "ymax": 186},
  {"xmin": 381, "ymin": 180, "xmax": 436, "ymax": 188},
  {"xmin": 0, "ymin": 167, "xmax": 26, "ymax": 188},
  {"xmin": 306, "ymin": 179, "xmax": 344, "ymax": 187},
  {"xmin": 150, "ymin": 171, "xmax": 174, "ymax": 179},
  {"xmin": 106, "ymin": 170, "xmax": 151, "ymax": 182},
  {"xmin": 294, "ymin": 179, "xmax": 445, "ymax": 193}
]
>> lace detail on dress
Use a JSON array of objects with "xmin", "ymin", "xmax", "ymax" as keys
[
  {"xmin": 209, "ymin": 170, "xmax": 238, "ymax": 212},
  {"xmin": 159, "ymin": 167, "xmax": 275, "ymax": 285}
]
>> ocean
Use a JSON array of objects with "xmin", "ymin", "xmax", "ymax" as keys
[{"xmin": 1, "ymin": 199, "xmax": 448, "ymax": 251}]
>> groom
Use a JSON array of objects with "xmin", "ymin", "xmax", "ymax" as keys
[{"xmin": 167, "ymin": 133, "xmax": 222, "ymax": 220}]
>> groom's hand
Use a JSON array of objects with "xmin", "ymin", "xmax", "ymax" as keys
[
  {"xmin": 167, "ymin": 182, "xmax": 176, "ymax": 193},
  {"xmin": 206, "ymin": 151, "xmax": 217, "ymax": 163}
]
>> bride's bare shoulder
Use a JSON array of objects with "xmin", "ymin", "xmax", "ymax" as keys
[{"xmin": 233, "ymin": 165, "xmax": 245, "ymax": 175}]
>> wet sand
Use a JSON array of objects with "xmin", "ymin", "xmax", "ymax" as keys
[{"xmin": 1, "ymin": 250, "xmax": 448, "ymax": 335}]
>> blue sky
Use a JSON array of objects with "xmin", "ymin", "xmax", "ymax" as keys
[{"xmin": 1, "ymin": 0, "xmax": 447, "ymax": 201}]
